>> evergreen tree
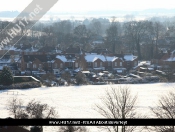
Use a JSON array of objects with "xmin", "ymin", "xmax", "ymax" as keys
[
  {"xmin": 75, "ymin": 72, "xmax": 86, "ymax": 85},
  {"xmin": 0, "ymin": 66, "xmax": 13, "ymax": 86}
]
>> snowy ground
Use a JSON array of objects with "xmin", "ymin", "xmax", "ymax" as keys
[{"xmin": 0, "ymin": 83, "xmax": 175, "ymax": 132}]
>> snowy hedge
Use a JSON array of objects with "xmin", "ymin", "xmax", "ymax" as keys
[{"xmin": 0, "ymin": 81, "xmax": 41, "ymax": 90}]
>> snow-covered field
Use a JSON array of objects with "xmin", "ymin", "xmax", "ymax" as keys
[{"xmin": 0, "ymin": 83, "xmax": 175, "ymax": 132}]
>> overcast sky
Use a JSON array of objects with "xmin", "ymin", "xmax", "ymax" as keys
[{"xmin": 0, "ymin": 0, "xmax": 175, "ymax": 12}]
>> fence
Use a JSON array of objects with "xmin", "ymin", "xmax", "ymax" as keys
[{"xmin": 6, "ymin": 91, "xmax": 19, "ymax": 95}]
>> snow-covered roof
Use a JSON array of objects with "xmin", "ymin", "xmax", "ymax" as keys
[
  {"xmin": 56, "ymin": 55, "xmax": 67, "ymax": 62},
  {"xmin": 56, "ymin": 55, "xmax": 76, "ymax": 62},
  {"xmin": 124, "ymin": 54, "xmax": 137, "ymax": 61},
  {"xmin": 138, "ymin": 61, "xmax": 151, "ymax": 66},
  {"xmin": 165, "ymin": 57, "xmax": 175, "ymax": 61},
  {"xmin": 82, "ymin": 71, "xmax": 90, "ymax": 74},
  {"xmin": 85, "ymin": 54, "xmax": 118, "ymax": 62}
]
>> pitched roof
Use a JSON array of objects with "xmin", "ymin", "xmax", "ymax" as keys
[
  {"xmin": 56, "ymin": 55, "xmax": 67, "ymax": 62},
  {"xmin": 56, "ymin": 54, "xmax": 76, "ymax": 62},
  {"xmin": 85, "ymin": 54, "xmax": 118, "ymax": 62},
  {"xmin": 124, "ymin": 54, "xmax": 137, "ymax": 61}
]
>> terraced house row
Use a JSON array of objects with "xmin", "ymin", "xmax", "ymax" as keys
[
  {"xmin": 18, "ymin": 53, "xmax": 138, "ymax": 73},
  {"xmin": 0, "ymin": 48, "xmax": 138, "ymax": 75}
]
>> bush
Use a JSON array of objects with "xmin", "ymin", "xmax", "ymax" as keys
[
  {"xmin": 14, "ymin": 77, "xmax": 33, "ymax": 83},
  {"xmin": 0, "ymin": 81, "xmax": 41, "ymax": 90},
  {"xmin": 61, "ymin": 71, "xmax": 71, "ymax": 85},
  {"xmin": 41, "ymin": 73, "xmax": 56, "ymax": 84},
  {"xmin": 75, "ymin": 72, "xmax": 87, "ymax": 85}
]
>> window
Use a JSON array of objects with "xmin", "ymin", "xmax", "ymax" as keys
[
  {"xmin": 69, "ymin": 62, "xmax": 72, "ymax": 67},
  {"xmin": 120, "ymin": 62, "xmax": 122, "ymax": 66},
  {"xmin": 75, "ymin": 63, "xmax": 78, "ymax": 68},
  {"xmin": 100, "ymin": 62, "xmax": 103, "ymax": 67},
  {"xmin": 94, "ymin": 62, "xmax": 97, "ymax": 67},
  {"xmin": 54, "ymin": 63, "xmax": 57, "ymax": 69},
  {"xmin": 33, "ymin": 64, "xmax": 37, "ymax": 68},
  {"xmin": 115, "ymin": 62, "xmax": 117, "ymax": 66},
  {"xmin": 60, "ymin": 63, "xmax": 63, "ymax": 68},
  {"xmin": 108, "ymin": 62, "xmax": 111, "ymax": 66},
  {"xmin": 88, "ymin": 62, "xmax": 91, "ymax": 66},
  {"xmin": 27, "ymin": 63, "xmax": 30, "ymax": 68}
]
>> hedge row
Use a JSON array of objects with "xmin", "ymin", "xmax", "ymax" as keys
[
  {"xmin": 13, "ymin": 77, "xmax": 33, "ymax": 83},
  {"xmin": 0, "ymin": 81, "xmax": 41, "ymax": 90}
]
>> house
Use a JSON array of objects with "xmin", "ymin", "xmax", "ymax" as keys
[
  {"xmin": 84, "ymin": 54, "xmax": 124, "ymax": 71},
  {"xmin": 123, "ymin": 54, "xmax": 138, "ymax": 71},
  {"xmin": 20, "ymin": 54, "xmax": 56, "ymax": 75},
  {"xmin": 52, "ymin": 54, "xmax": 80, "ymax": 74}
]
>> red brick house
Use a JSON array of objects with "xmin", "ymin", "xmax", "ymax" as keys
[
  {"xmin": 19, "ymin": 52, "xmax": 138, "ymax": 74},
  {"xmin": 55, "ymin": 54, "xmax": 79, "ymax": 70},
  {"xmin": 85, "ymin": 54, "xmax": 125, "ymax": 71},
  {"xmin": 20, "ymin": 54, "xmax": 56, "ymax": 73},
  {"xmin": 85, "ymin": 54, "xmax": 105, "ymax": 70},
  {"xmin": 123, "ymin": 54, "xmax": 138, "ymax": 70}
]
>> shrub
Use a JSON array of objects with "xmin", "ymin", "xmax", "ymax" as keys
[
  {"xmin": 0, "ymin": 82, "xmax": 41, "ymax": 90},
  {"xmin": 61, "ymin": 71, "xmax": 71, "ymax": 85},
  {"xmin": 75, "ymin": 72, "xmax": 87, "ymax": 85},
  {"xmin": 14, "ymin": 77, "xmax": 33, "ymax": 83}
]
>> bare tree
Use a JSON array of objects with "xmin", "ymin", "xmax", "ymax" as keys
[
  {"xmin": 7, "ymin": 98, "xmax": 57, "ymax": 119},
  {"xmin": 7, "ymin": 97, "xmax": 24, "ymax": 119},
  {"xmin": 89, "ymin": 19, "xmax": 102, "ymax": 35},
  {"xmin": 150, "ymin": 21, "xmax": 165, "ymax": 59},
  {"xmin": 95, "ymin": 86, "xmax": 138, "ymax": 132},
  {"xmin": 150, "ymin": 91, "xmax": 175, "ymax": 132},
  {"xmin": 7, "ymin": 98, "xmax": 58, "ymax": 132},
  {"xmin": 123, "ymin": 21, "xmax": 151, "ymax": 60},
  {"xmin": 106, "ymin": 21, "xmax": 121, "ymax": 53}
]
